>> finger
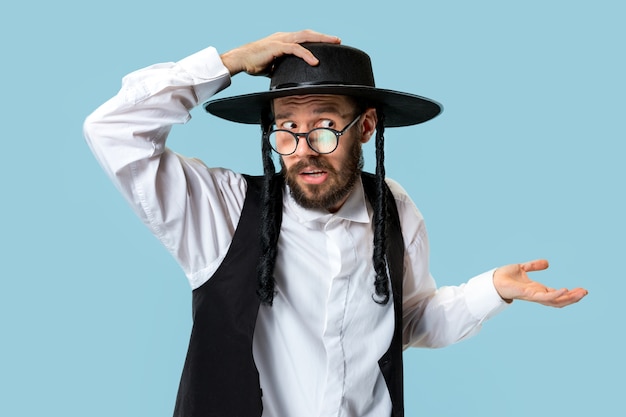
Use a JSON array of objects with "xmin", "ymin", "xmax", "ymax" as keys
[
  {"xmin": 278, "ymin": 43, "xmax": 323, "ymax": 66},
  {"xmin": 536, "ymin": 287, "xmax": 588, "ymax": 308},
  {"xmin": 537, "ymin": 287, "xmax": 567, "ymax": 300},
  {"xmin": 282, "ymin": 32, "xmax": 341, "ymax": 66},
  {"xmin": 559, "ymin": 287, "xmax": 589, "ymax": 304},
  {"xmin": 521, "ymin": 259, "xmax": 549, "ymax": 273},
  {"xmin": 289, "ymin": 29, "xmax": 341, "ymax": 45}
]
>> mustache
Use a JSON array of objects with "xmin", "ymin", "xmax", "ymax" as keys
[{"xmin": 287, "ymin": 157, "xmax": 336, "ymax": 174}]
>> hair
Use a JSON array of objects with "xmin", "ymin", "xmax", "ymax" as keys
[
  {"xmin": 372, "ymin": 109, "xmax": 390, "ymax": 304},
  {"xmin": 257, "ymin": 109, "xmax": 282, "ymax": 305},
  {"xmin": 256, "ymin": 104, "xmax": 390, "ymax": 306}
]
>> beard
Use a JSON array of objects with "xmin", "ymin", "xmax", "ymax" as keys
[{"xmin": 281, "ymin": 139, "xmax": 364, "ymax": 211}]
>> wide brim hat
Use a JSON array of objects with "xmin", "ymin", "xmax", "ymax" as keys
[{"xmin": 204, "ymin": 43, "xmax": 442, "ymax": 128}]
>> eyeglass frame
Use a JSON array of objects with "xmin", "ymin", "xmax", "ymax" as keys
[{"xmin": 266, "ymin": 113, "xmax": 363, "ymax": 156}]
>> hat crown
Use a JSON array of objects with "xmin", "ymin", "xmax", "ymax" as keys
[
  {"xmin": 270, "ymin": 43, "xmax": 375, "ymax": 90},
  {"xmin": 205, "ymin": 42, "xmax": 442, "ymax": 127}
]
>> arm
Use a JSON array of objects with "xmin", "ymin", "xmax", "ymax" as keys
[
  {"xmin": 403, "ymin": 258, "xmax": 587, "ymax": 348},
  {"xmin": 83, "ymin": 46, "xmax": 245, "ymax": 288},
  {"xmin": 401, "ymin": 232, "xmax": 508, "ymax": 348},
  {"xmin": 392, "ymin": 180, "xmax": 586, "ymax": 349},
  {"xmin": 83, "ymin": 30, "xmax": 340, "ymax": 288},
  {"xmin": 385, "ymin": 180, "xmax": 505, "ymax": 348}
]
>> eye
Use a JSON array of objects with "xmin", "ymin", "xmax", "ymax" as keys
[
  {"xmin": 317, "ymin": 119, "xmax": 335, "ymax": 129},
  {"xmin": 280, "ymin": 121, "xmax": 296, "ymax": 130}
]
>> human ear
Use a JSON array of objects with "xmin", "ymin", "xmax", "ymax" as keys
[{"xmin": 360, "ymin": 107, "xmax": 378, "ymax": 144}]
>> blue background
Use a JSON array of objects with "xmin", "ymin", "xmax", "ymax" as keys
[{"xmin": 2, "ymin": 1, "xmax": 623, "ymax": 416}]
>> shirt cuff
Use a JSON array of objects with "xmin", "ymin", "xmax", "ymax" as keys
[
  {"xmin": 177, "ymin": 46, "xmax": 232, "ymax": 102},
  {"xmin": 463, "ymin": 268, "xmax": 510, "ymax": 321}
]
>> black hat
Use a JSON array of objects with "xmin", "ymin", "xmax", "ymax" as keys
[{"xmin": 204, "ymin": 43, "xmax": 442, "ymax": 127}]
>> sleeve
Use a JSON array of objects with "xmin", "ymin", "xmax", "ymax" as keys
[
  {"xmin": 385, "ymin": 179, "xmax": 510, "ymax": 348},
  {"xmin": 83, "ymin": 47, "xmax": 247, "ymax": 289}
]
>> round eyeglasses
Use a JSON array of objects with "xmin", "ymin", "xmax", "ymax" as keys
[{"xmin": 267, "ymin": 114, "xmax": 362, "ymax": 156}]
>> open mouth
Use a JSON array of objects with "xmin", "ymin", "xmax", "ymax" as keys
[
  {"xmin": 301, "ymin": 170, "xmax": 326, "ymax": 177},
  {"xmin": 299, "ymin": 169, "xmax": 328, "ymax": 184}
]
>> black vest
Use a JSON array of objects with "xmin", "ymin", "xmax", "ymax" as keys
[{"xmin": 174, "ymin": 173, "xmax": 405, "ymax": 417}]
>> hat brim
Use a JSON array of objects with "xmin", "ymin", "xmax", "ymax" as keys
[{"xmin": 204, "ymin": 85, "xmax": 442, "ymax": 128}]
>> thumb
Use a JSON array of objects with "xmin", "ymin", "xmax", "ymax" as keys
[{"xmin": 521, "ymin": 259, "xmax": 549, "ymax": 273}]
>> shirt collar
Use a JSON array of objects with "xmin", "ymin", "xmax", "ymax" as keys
[{"xmin": 283, "ymin": 176, "xmax": 371, "ymax": 225}]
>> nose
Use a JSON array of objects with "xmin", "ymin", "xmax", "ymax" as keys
[{"xmin": 293, "ymin": 134, "xmax": 318, "ymax": 157}]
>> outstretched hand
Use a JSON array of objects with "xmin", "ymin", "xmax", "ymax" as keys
[
  {"xmin": 493, "ymin": 259, "xmax": 588, "ymax": 308},
  {"xmin": 220, "ymin": 30, "xmax": 341, "ymax": 76}
]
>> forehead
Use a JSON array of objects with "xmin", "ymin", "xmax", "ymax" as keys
[{"xmin": 272, "ymin": 94, "xmax": 356, "ymax": 119}]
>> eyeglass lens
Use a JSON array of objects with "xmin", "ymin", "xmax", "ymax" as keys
[{"xmin": 269, "ymin": 128, "xmax": 339, "ymax": 155}]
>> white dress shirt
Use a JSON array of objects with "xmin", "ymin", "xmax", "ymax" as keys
[{"xmin": 84, "ymin": 46, "xmax": 508, "ymax": 417}]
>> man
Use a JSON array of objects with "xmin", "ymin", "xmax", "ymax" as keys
[{"xmin": 84, "ymin": 30, "xmax": 587, "ymax": 417}]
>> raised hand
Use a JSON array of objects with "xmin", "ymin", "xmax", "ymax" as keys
[
  {"xmin": 493, "ymin": 259, "xmax": 588, "ymax": 308},
  {"xmin": 220, "ymin": 30, "xmax": 341, "ymax": 76}
]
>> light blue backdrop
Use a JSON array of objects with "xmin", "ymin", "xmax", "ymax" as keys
[{"xmin": 1, "ymin": 1, "xmax": 623, "ymax": 416}]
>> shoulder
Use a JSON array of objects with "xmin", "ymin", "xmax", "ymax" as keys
[
  {"xmin": 198, "ymin": 165, "xmax": 247, "ymax": 191},
  {"xmin": 384, "ymin": 177, "xmax": 427, "ymax": 246},
  {"xmin": 185, "ymin": 165, "xmax": 250, "ymax": 209},
  {"xmin": 384, "ymin": 178, "xmax": 423, "ymax": 220}
]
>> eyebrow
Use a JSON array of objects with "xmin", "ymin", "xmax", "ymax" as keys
[{"xmin": 273, "ymin": 106, "xmax": 349, "ymax": 121}]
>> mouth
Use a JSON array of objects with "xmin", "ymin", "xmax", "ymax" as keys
[
  {"xmin": 299, "ymin": 168, "xmax": 328, "ymax": 184},
  {"xmin": 301, "ymin": 169, "xmax": 326, "ymax": 177}
]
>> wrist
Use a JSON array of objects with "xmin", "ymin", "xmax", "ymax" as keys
[
  {"xmin": 493, "ymin": 268, "xmax": 514, "ymax": 304},
  {"xmin": 220, "ymin": 50, "xmax": 244, "ymax": 76}
]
